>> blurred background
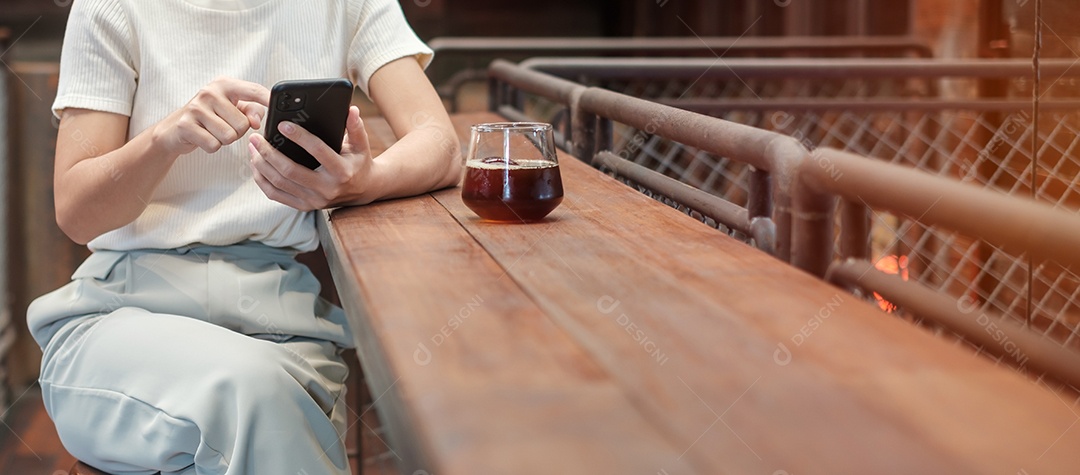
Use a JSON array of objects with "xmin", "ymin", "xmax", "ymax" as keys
[{"xmin": 1, "ymin": 0, "xmax": 1077, "ymax": 470}]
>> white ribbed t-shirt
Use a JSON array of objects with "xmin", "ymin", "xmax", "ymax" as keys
[{"xmin": 53, "ymin": 0, "xmax": 433, "ymax": 252}]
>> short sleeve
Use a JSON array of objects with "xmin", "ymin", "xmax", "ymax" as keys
[
  {"xmin": 52, "ymin": 0, "xmax": 137, "ymax": 118},
  {"xmin": 346, "ymin": 0, "xmax": 433, "ymax": 96}
]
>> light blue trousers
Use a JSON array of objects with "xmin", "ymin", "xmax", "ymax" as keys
[{"xmin": 27, "ymin": 243, "xmax": 354, "ymax": 475}]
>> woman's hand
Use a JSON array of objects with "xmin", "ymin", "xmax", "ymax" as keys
[
  {"xmin": 248, "ymin": 57, "xmax": 459, "ymax": 211},
  {"xmin": 151, "ymin": 77, "xmax": 269, "ymax": 156},
  {"xmin": 247, "ymin": 105, "xmax": 375, "ymax": 210},
  {"xmin": 54, "ymin": 77, "xmax": 271, "ymax": 244}
]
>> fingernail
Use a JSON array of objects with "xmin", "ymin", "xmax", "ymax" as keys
[{"xmin": 280, "ymin": 122, "xmax": 294, "ymax": 134}]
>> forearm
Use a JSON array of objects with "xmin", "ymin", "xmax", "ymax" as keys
[
  {"xmin": 247, "ymin": 60, "xmax": 461, "ymax": 210},
  {"xmin": 55, "ymin": 126, "xmax": 180, "ymax": 244},
  {"xmin": 339, "ymin": 124, "xmax": 461, "ymax": 206},
  {"xmin": 56, "ymin": 79, "xmax": 270, "ymax": 244}
]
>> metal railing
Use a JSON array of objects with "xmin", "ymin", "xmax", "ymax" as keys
[
  {"xmin": 431, "ymin": 35, "xmax": 931, "ymax": 111},
  {"xmin": 513, "ymin": 57, "xmax": 1080, "ymax": 361},
  {"xmin": 812, "ymin": 148, "xmax": 1080, "ymax": 392},
  {"xmin": 489, "ymin": 59, "xmax": 832, "ymax": 273},
  {"xmin": 488, "ymin": 60, "xmax": 777, "ymax": 252},
  {"xmin": 430, "ymin": 36, "xmax": 933, "ymax": 57},
  {"xmin": 488, "ymin": 60, "xmax": 1080, "ymax": 392}
]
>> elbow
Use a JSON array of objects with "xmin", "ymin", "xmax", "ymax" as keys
[
  {"xmin": 440, "ymin": 127, "xmax": 462, "ymax": 188},
  {"xmin": 56, "ymin": 210, "xmax": 92, "ymax": 245},
  {"xmin": 442, "ymin": 156, "xmax": 463, "ymax": 189},
  {"xmin": 440, "ymin": 145, "xmax": 462, "ymax": 186},
  {"xmin": 55, "ymin": 201, "xmax": 95, "ymax": 245}
]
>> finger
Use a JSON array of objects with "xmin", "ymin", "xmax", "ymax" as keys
[
  {"xmin": 211, "ymin": 98, "xmax": 253, "ymax": 138},
  {"xmin": 238, "ymin": 101, "xmax": 266, "ymax": 130},
  {"xmin": 180, "ymin": 122, "xmax": 223, "ymax": 153},
  {"xmin": 248, "ymin": 140, "xmax": 319, "ymax": 205},
  {"xmin": 214, "ymin": 77, "xmax": 271, "ymax": 107},
  {"xmin": 277, "ymin": 121, "xmax": 345, "ymax": 175},
  {"xmin": 248, "ymin": 141, "xmax": 312, "ymax": 199},
  {"xmin": 342, "ymin": 106, "xmax": 369, "ymax": 155},
  {"xmin": 250, "ymin": 134, "xmax": 321, "ymax": 190},
  {"xmin": 249, "ymin": 159, "xmax": 310, "ymax": 210},
  {"xmin": 196, "ymin": 112, "xmax": 242, "ymax": 146}
]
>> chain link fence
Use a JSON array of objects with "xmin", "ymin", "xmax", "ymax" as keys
[{"xmin": 505, "ymin": 58, "xmax": 1080, "ymax": 392}]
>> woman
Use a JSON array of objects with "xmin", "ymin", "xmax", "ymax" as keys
[{"xmin": 28, "ymin": 0, "xmax": 459, "ymax": 474}]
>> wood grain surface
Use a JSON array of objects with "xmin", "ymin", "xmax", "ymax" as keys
[
  {"xmin": 322, "ymin": 114, "xmax": 694, "ymax": 474},
  {"xmin": 322, "ymin": 112, "xmax": 1080, "ymax": 475}
]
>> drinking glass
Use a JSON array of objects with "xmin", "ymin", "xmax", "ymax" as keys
[{"xmin": 461, "ymin": 122, "xmax": 563, "ymax": 222}]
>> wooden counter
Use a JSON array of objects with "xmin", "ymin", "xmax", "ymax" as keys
[{"xmin": 319, "ymin": 112, "xmax": 1080, "ymax": 474}]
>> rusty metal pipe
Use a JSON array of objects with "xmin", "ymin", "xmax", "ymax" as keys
[
  {"xmin": 827, "ymin": 259, "xmax": 1080, "ymax": 388},
  {"xmin": 575, "ymin": 85, "xmax": 834, "ymax": 271},
  {"xmin": 749, "ymin": 217, "xmax": 777, "ymax": 255},
  {"xmin": 569, "ymin": 88, "xmax": 594, "ymax": 161},
  {"xmin": 764, "ymin": 135, "xmax": 836, "ymax": 274},
  {"xmin": 764, "ymin": 137, "xmax": 805, "ymax": 265},
  {"xmin": 521, "ymin": 57, "xmax": 1080, "ymax": 80},
  {"xmin": 803, "ymin": 148, "xmax": 1080, "ymax": 270},
  {"xmin": 839, "ymin": 200, "xmax": 871, "ymax": 261},
  {"xmin": 490, "ymin": 62, "xmax": 834, "ymax": 270},
  {"xmin": 654, "ymin": 98, "xmax": 1080, "ymax": 113},
  {"xmin": 784, "ymin": 138, "xmax": 836, "ymax": 277},
  {"xmin": 594, "ymin": 151, "xmax": 752, "ymax": 234},
  {"xmin": 490, "ymin": 59, "xmax": 587, "ymax": 152},
  {"xmin": 430, "ymin": 36, "xmax": 933, "ymax": 58},
  {"xmin": 489, "ymin": 59, "xmax": 583, "ymax": 108},
  {"xmin": 445, "ymin": 37, "xmax": 931, "ymax": 108},
  {"xmin": 578, "ymin": 87, "xmax": 779, "ymax": 172},
  {"xmin": 747, "ymin": 168, "xmax": 771, "ymax": 220}
]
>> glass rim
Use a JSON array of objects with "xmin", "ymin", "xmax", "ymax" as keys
[{"xmin": 470, "ymin": 122, "xmax": 552, "ymax": 132}]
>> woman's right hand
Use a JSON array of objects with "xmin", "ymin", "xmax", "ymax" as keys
[
  {"xmin": 54, "ymin": 77, "xmax": 271, "ymax": 244},
  {"xmin": 152, "ymin": 77, "xmax": 270, "ymax": 156}
]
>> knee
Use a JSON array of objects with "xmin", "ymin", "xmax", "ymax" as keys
[
  {"xmin": 205, "ymin": 343, "xmax": 339, "ymax": 416},
  {"xmin": 209, "ymin": 346, "xmax": 295, "ymax": 397},
  {"xmin": 44, "ymin": 383, "xmax": 200, "ymax": 473}
]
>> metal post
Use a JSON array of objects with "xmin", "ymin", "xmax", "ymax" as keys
[
  {"xmin": 839, "ymin": 199, "xmax": 870, "ymax": 260},
  {"xmin": 767, "ymin": 137, "xmax": 804, "ymax": 265},
  {"xmin": 570, "ymin": 88, "xmax": 597, "ymax": 164},
  {"xmin": 790, "ymin": 175, "xmax": 836, "ymax": 277},
  {"xmin": 747, "ymin": 167, "xmax": 771, "ymax": 220}
]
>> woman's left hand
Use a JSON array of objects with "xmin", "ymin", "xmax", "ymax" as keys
[{"xmin": 248, "ymin": 105, "xmax": 376, "ymax": 210}]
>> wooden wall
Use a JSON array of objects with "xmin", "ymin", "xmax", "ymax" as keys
[
  {"xmin": 401, "ymin": 0, "xmax": 912, "ymax": 40},
  {"xmin": 4, "ymin": 63, "xmax": 89, "ymax": 393}
]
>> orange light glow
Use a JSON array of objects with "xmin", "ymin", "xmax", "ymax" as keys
[{"xmin": 874, "ymin": 255, "xmax": 909, "ymax": 313}]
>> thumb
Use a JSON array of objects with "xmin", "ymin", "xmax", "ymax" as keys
[
  {"xmin": 343, "ymin": 106, "xmax": 369, "ymax": 154},
  {"xmin": 238, "ymin": 101, "xmax": 266, "ymax": 130}
]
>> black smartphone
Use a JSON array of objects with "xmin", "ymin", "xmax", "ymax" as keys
[{"xmin": 265, "ymin": 78, "xmax": 353, "ymax": 170}]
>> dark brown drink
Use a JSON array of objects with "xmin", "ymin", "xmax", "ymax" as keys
[{"xmin": 462, "ymin": 157, "xmax": 563, "ymax": 222}]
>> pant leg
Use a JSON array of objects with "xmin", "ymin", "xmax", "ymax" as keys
[
  {"xmin": 276, "ymin": 337, "xmax": 350, "ymax": 442},
  {"xmin": 39, "ymin": 307, "xmax": 350, "ymax": 475}
]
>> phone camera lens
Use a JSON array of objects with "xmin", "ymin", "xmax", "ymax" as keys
[{"xmin": 275, "ymin": 91, "xmax": 306, "ymax": 112}]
